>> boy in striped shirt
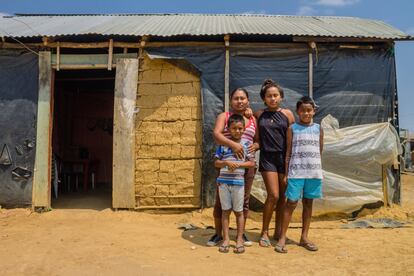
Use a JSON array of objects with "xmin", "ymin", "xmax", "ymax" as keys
[{"xmin": 214, "ymin": 114, "xmax": 256, "ymax": 254}]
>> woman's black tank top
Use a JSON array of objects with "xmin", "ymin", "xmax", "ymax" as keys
[{"xmin": 258, "ymin": 109, "xmax": 289, "ymax": 153}]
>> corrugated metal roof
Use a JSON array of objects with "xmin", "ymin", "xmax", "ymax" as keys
[{"xmin": 0, "ymin": 14, "xmax": 411, "ymax": 40}]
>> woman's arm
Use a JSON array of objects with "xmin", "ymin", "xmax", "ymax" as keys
[
  {"xmin": 284, "ymin": 126, "xmax": 293, "ymax": 176},
  {"xmin": 247, "ymin": 116, "xmax": 260, "ymax": 154},
  {"xmin": 237, "ymin": 160, "xmax": 256, "ymax": 168},
  {"xmin": 213, "ymin": 112, "xmax": 244, "ymax": 159},
  {"xmin": 282, "ymin": 109, "xmax": 295, "ymax": 125}
]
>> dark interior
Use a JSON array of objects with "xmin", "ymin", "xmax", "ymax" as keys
[{"xmin": 51, "ymin": 69, "xmax": 115, "ymax": 209}]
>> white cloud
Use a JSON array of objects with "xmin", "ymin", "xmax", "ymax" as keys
[
  {"xmin": 406, "ymin": 27, "xmax": 414, "ymax": 35},
  {"xmin": 242, "ymin": 10, "xmax": 267, "ymax": 15},
  {"xmin": 0, "ymin": 12, "xmax": 11, "ymax": 17},
  {"xmin": 315, "ymin": 0, "xmax": 360, "ymax": 6},
  {"xmin": 296, "ymin": 6, "xmax": 316, "ymax": 16}
]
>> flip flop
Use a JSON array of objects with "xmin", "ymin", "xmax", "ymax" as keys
[
  {"xmin": 259, "ymin": 237, "xmax": 271, "ymax": 247},
  {"xmin": 233, "ymin": 245, "xmax": 245, "ymax": 254},
  {"xmin": 274, "ymin": 244, "xmax": 288, "ymax": 254},
  {"xmin": 299, "ymin": 242, "xmax": 318, "ymax": 251},
  {"xmin": 218, "ymin": 245, "xmax": 230, "ymax": 253}
]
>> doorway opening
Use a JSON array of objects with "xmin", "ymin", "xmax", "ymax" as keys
[{"xmin": 51, "ymin": 69, "xmax": 115, "ymax": 210}]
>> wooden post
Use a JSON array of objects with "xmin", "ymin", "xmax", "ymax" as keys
[
  {"xmin": 108, "ymin": 39, "xmax": 114, "ymax": 71},
  {"xmin": 112, "ymin": 58, "xmax": 139, "ymax": 209},
  {"xmin": 382, "ymin": 165, "xmax": 389, "ymax": 207},
  {"xmin": 32, "ymin": 51, "xmax": 53, "ymax": 209},
  {"xmin": 308, "ymin": 42, "xmax": 315, "ymax": 98},
  {"xmin": 56, "ymin": 42, "xmax": 60, "ymax": 71},
  {"xmin": 224, "ymin": 35, "xmax": 230, "ymax": 112}
]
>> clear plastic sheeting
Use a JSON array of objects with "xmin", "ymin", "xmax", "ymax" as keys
[{"xmin": 251, "ymin": 115, "xmax": 401, "ymax": 214}]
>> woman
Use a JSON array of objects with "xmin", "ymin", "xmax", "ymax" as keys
[
  {"xmin": 255, "ymin": 79, "xmax": 295, "ymax": 247},
  {"xmin": 206, "ymin": 88, "xmax": 260, "ymax": 247}
]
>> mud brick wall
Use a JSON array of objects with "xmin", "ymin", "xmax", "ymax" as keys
[{"xmin": 135, "ymin": 54, "xmax": 202, "ymax": 207}]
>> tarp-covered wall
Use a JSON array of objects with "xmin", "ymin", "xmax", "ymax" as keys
[
  {"xmin": 0, "ymin": 50, "xmax": 38, "ymax": 207},
  {"xmin": 147, "ymin": 44, "xmax": 397, "ymax": 208}
]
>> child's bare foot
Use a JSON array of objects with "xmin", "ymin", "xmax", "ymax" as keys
[
  {"xmin": 299, "ymin": 238, "xmax": 318, "ymax": 251},
  {"xmin": 234, "ymin": 238, "xmax": 245, "ymax": 254},
  {"xmin": 218, "ymin": 239, "xmax": 230, "ymax": 253}
]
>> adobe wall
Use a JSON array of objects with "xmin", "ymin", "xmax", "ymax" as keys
[{"xmin": 135, "ymin": 54, "xmax": 202, "ymax": 207}]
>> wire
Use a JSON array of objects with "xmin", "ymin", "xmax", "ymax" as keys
[{"xmin": 0, "ymin": 26, "xmax": 40, "ymax": 56}]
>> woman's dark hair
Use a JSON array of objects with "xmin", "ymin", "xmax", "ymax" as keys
[
  {"xmin": 260, "ymin": 79, "xmax": 284, "ymax": 100},
  {"xmin": 230, "ymin": 88, "xmax": 249, "ymax": 99},
  {"xmin": 227, "ymin": 113, "xmax": 245, "ymax": 128}
]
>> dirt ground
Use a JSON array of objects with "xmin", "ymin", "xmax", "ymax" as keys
[{"xmin": 1, "ymin": 176, "xmax": 414, "ymax": 276}]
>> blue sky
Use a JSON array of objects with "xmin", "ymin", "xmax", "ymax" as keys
[{"xmin": 1, "ymin": 0, "xmax": 413, "ymax": 131}]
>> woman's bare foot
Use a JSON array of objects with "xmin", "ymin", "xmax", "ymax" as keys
[
  {"xmin": 259, "ymin": 232, "xmax": 271, "ymax": 247},
  {"xmin": 299, "ymin": 238, "xmax": 318, "ymax": 251}
]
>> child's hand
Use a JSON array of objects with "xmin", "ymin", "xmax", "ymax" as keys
[
  {"xmin": 225, "ymin": 161, "xmax": 240, "ymax": 171},
  {"xmin": 244, "ymin": 107, "xmax": 253, "ymax": 119}
]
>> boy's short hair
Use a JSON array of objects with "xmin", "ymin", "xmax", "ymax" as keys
[
  {"xmin": 296, "ymin": 96, "xmax": 317, "ymax": 110},
  {"xmin": 227, "ymin": 113, "xmax": 245, "ymax": 128}
]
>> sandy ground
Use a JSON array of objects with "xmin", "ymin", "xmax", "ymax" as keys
[{"xmin": 1, "ymin": 176, "xmax": 414, "ymax": 276}]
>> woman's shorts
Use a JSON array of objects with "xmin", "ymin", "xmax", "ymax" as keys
[{"xmin": 259, "ymin": 151, "xmax": 285, "ymax": 173}]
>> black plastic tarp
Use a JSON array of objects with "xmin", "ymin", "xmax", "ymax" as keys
[
  {"xmin": 0, "ymin": 50, "xmax": 38, "ymax": 207},
  {"xmin": 146, "ymin": 44, "xmax": 396, "ymax": 207},
  {"xmin": 313, "ymin": 45, "xmax": 395, "ymax": 127}
]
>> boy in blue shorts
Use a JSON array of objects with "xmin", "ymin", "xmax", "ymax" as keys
[
  {"xmin": 214, "ymin": 114, "xmax": 256, "ymax": 254},
  {"xmin": 275, "ymin": 96, "xmax": 324, "ymax": 253}
]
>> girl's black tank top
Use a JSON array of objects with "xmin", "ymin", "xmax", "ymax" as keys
[{"xmin": 258, "ymin": 109, "xmax": 289, "ymax": 153}]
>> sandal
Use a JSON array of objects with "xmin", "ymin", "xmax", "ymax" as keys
[
  {"xmin": 259, "ymin": 237, "xmax": 271, "ymax": 247},
  {"xmin": 233, "ymin": 245, "xmax": 245, "ymax": 254},
  {"xmin": 299, "ymin": 242, "xmax": 318, "ymax": 251},
  {"xmin": 274, "ymin": 244, "xmax": 288, "ymax": 254},
  {"xmin": 218, "ymin": 245, "xmax": 230, "ymax": 253}
]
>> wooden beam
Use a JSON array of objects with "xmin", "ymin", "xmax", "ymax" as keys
[
  {"xmin": 32, "ymin": 51, "xmax": 52, "ymax": 209},
  {"xmin": 224, "ymin": 34, "xmax": 230, "ymax": 112},
  {"xmin": 293, "ymin": 36, "xmax": 394, "ymax": 43},
  {"xmin": 112, "ymin": 58, "xmax": 139, "ymax": 209},
  {"xmin": 338, "ymin": 45, "xmax": 374, "ymax": 50},
  {"xmin": 50, "ymin": 53, "xmax": 138, "ymax": 69}
]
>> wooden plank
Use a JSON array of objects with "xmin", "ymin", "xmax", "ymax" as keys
[
  {"xmin": 112, "ymin": 58, "xmax": 139, "ymax": 209},
  {"xmin": 51, "ymin": 53, "xmax": 137, "ymax": 66},
  {"xmin": 32, "ymin": 51, "xmax": 52, "ymax": 208}
]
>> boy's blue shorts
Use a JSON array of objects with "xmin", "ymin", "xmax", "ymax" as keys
[{"xmin": 286, "ymin": 178, "xmax": 322, "ymax": 201}]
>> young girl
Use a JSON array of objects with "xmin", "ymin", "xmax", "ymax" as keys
[
  {"xmin": 255, "ymin": 79, "xmax": 295, "ymax": 247},
  {"xmin": 275, "ymin": 96, "xmax": 324, "ymax": 253}
]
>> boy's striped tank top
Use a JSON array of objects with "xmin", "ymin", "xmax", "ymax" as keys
[
  {"xmin": 223, "ymin": 111, "xmax": 256, "ymax": 145},
  {"xmin": 288, "ymin": 123, "xmax": 323, "ymax": 179}
]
